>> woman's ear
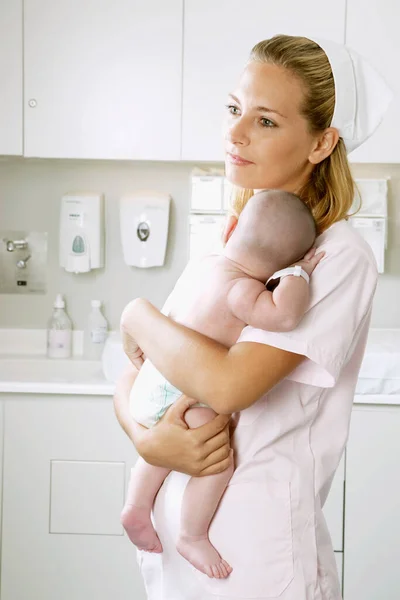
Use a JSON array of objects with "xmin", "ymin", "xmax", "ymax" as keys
[
  {"xmin": 309, "ymin": 127, "xmax": 340, "ymax": 164},
  {"xmin": 221, "ymin": 214, "xmax": 238, "ymax": 246}
]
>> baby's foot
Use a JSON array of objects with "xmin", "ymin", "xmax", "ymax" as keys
[
  {"xmin": 120, "ymin": 504, "xmax": 163, "ymax": 553},
  {"xmin": 176, "ymin": 533, "xmax": 232, "ymax": 579}
]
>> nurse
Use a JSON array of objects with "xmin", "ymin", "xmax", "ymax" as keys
[{"xmin": 114, "ymin": 35, "xmax": 393, "ymax": 600}]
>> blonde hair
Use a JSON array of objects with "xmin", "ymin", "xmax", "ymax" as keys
[{"xmin": 229, "ymin": 35, "xmax": 357, "ymax": 234}]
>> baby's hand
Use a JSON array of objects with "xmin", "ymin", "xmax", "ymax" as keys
[{"xmin": 292, "ymin": 247, "xmax": 325, "ymax": 278}]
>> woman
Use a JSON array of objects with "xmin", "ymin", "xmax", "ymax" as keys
[{"xmin": 114, "ymin": 35, "xmax": 392, "ymax": 600}]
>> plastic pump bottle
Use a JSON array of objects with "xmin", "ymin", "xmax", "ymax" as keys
[
  {"xmin": 84, "ymin": 300, "xmax": 108, "ymax": 360},
  {"xmin": 47, "ymin": 293, "xmax": 72, "ymax": 358}
]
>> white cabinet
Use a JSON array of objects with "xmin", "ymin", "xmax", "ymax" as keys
[
  {"xmin": 346, "ymin": 0, "xmax": 400, "ymax": 163},
  {"xmin": 24, "ymin": 0, "xmax": 183, "ymax": 160},
  {"xmin": 0, "ymin": 395, "xmax": 146, "ymax": 600},
  {"xmin": 182, "ymin": 0, "xmax": 346, "ymax": 161},
  {"xmin": 344, "ymin": 405, "xmax": 400, "ymax": 600},
  {"xmin": 0, "ymin": 0, "xmax": 23, "ymax": 155}
]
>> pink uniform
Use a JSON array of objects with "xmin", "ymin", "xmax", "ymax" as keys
[{"xmin": 137, "ymin": 219, "xmax": 378, "ymax": 600}]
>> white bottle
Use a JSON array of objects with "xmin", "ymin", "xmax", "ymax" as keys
[
  {"xmin": 84, "ymin": 300, "xmax": 108, "ymax": 360},
  {"xmin": 47, "ymin": 294, "xmax": 73, "ymax": 359}
]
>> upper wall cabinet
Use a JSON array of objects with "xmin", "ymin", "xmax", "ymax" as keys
[
  {"xmin": 346, "ymin": 0, "xmax": 400, "ymax": 163},
  {"xmin": 0, "ymin": 0, "xmax": 23, "ymax": 156},
  {"xmin": 24, "ymin": 0, "xmax": 183, "ymax": 160},
  {"xmin": 181, "ymin": 0, "xmax": 346, "ymax": 161}
]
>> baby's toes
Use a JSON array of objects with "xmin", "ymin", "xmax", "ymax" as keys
[
  {"xmin": 222, "ymin": 559, "xmax": 233, "ymax": 574},
  {"xmin": 204, "ymin": 565, "xmax": 214, "ymax": 578},
  {"xmin": 211, "ymin": 565, "xmax": 221, "ymax": 579}
]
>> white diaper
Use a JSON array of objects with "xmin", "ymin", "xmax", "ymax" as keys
[{"xmin": 129, "ymin": 360, "xmax": 185, "ymax": 428}]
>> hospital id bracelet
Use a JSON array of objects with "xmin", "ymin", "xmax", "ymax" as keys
[{"xmin": 266, "ymin": 265, "xmax": 310, "ymax": 286}]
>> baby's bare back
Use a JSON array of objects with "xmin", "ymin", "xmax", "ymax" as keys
[{"xmin": 166, "ymin": 254, "xmax": 250, "ymax": 348}]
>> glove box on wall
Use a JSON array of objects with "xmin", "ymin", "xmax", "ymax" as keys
[{"xmin": 189, "ymin": 214, "xmax": 226, "ymax": 260}]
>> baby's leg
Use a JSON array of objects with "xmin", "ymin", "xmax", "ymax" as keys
[
  {"xmin": 176, "ymin": 406, "xmax": 234, "ymax": 579},
  {"xmin": 121, "ymin": 457, "xmax": 170, "ymax": 553}
]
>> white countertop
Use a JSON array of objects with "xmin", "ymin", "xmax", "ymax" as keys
[
  {"xmin": 0, "ymin": 352, "xmax": 399, "ymax": 405},
  {"xmin": 0, "ymin": 328, "xmax": 399, "ymax": 403},
  {"xmin": 0, "ymin": 355, "xmax": 115, "ymax": 396}
]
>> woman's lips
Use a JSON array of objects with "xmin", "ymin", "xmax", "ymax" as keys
[{"xmin": 226, "ymin": 152, "xmax": 254, "ymax": 166}]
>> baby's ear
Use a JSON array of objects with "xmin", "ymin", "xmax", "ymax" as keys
[{"xmin": 221, "ymin": 214, "xmax": 238, "ymax": 246}]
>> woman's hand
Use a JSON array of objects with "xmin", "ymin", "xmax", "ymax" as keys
[
  {"xmin": 143, "ymin": 395, "xmax": 232, "ymax": 477},
  {"xmin": 113, "ymin": 363, "xmax": 232, "ymax": 477},
  {"xmin": 121, "ymin": 321, "xmax": 146, "ymax": 370}
]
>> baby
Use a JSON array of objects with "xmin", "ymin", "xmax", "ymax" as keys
[{"xmin": 119, "ymin": 189, "xmax": 321, "ymax": 580}]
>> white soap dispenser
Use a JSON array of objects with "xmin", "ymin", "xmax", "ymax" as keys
[
  {"xmin": 59, "ymin": 193, "xmax": 105, "ymax": 273},
  {"xmin": 120, "ymin": 191, "xmax": 171, "ymax": 268},
  {"xmin": 84, "ymin": 300, "xmax": 108, "ymax": 360},
  {"xmin": 47, "ymin": 294, "xmax": 72, "ymax": 359}
]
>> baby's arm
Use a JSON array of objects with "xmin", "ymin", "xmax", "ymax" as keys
[
  {"xmin": 227, "ymin": 276, "xmax": 309, "ymax": 333},
  {"xmin": 228, "ymin": 249, "xmax": 325, "ymax": 332}
]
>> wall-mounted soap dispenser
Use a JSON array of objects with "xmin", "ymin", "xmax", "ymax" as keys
[
  {"xmin": 120, "ymin": 191, "xmax": 171, "ymax": 268},
  {"xmin": 60, "ymin": 194, "xmax": 105, "ymax": 273}
]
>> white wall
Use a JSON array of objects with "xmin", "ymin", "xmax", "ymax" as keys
[
  {"xmin": 0, "ymin": 157, "xmax": 194, "ymax": 330},
  {"xmin": 0, "ymin": 157, "xmax": 399, "ymax": 330}
]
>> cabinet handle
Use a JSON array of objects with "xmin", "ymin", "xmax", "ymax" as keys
[{"xmin": 28, "ymin": 99, "xmax": 37, "ymax": 108}]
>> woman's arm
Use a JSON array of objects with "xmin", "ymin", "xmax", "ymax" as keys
[
  {"xmin": 113, "ymin": 363, "xmax": 147, "ymax": 446},
  {"xmin": 113, "ymin": 363, "xmax": 232, "ymax": 476},
  {"xmin": 120, "ymin": 300, "xmax": 305, "ymax": 414}
]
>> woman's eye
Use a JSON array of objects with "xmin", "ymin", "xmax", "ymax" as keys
[
  {"xmin": 260, "ymin": 117, "xmax": 275, "ymax": 128},
  {"xmin": 225, "ymin": 104, "xmax": 240, "ymax": 115}
]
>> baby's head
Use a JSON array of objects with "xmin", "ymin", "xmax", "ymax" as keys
[{"xmin": 225, "ymin": 190, "xmax": 316, "ymax": 280}]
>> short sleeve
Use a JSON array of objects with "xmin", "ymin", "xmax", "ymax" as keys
[{"xmin": 237, "ymin": 240, "xmax": 378, "ymax": 388}]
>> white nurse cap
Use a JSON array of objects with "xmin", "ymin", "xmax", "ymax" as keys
[{"xmin": 311, "ymin": 37, "xmax": 394, "ymax": 153}]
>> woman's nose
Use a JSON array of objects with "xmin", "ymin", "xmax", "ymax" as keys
[{"xmin": 225, "ymin": 117, "xmax": 250, "ymax": 146}]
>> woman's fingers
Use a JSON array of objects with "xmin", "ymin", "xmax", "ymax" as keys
[
  {"xmin": 164, "ymin": 394, "xmax": 200, "ymax": 426},
  {"xmin": 201, "ymin": 425, "xmax": 230, "ymax": 456},
  {"xmin": 195, "ymin": 413, "xmax": 231, "ymax": 443},
  {"xmin": 132, "ymin": 356, "xmax": 144, "ymax": 370},
  {"xmin": 200, "ymin": 444, "xmax": 231, "ymax": 470},
  {"xmin": 198, "ymin": 453, "xmax": 232, "ymax": 477}
]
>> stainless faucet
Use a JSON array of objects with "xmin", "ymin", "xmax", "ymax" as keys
[
  {"xmin": 16, "ymin": 255, "xmax": 32, "ymax": 269},
  {"xmin": 5, "ymin": 239, "xmax": 28, "ymax": 252}
]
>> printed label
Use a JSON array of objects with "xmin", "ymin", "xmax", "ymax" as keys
[{"xmin": 91, "ymin": 327, "xmax": 107, "ymax": 344}]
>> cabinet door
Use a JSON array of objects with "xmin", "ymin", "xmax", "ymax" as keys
[
  {"xmin": 24, "ymin": 0, "xmax": 182, "ymax": 160},
  {"xmin": 344, "ymin": 405, "xmax": 400, "ymax": 600},
  {"xmin": 346, "ymin": 0, "xmax": 400, "ymax": 163},
  {"xmin": 1, "ymin": 395, "xmax": 146, "ymax": 600},
  {"xmin": 0, "ymin": 0, "xmax": 23, "ymax": 155},
  {"xmin": 182, "ymin": 0, "xmax": 346, "ymax": 161}
]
